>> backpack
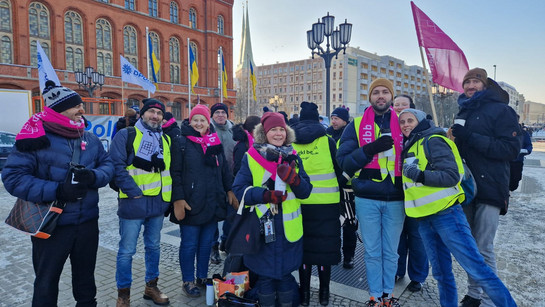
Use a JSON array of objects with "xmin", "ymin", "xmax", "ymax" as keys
[{"xmin": 423, "ymin": 136, "xmax": 477, "ymax": 206}]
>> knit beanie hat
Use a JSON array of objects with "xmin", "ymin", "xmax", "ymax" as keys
[
  {"xmin": 261, "ymin": 112, "xmax": 286, "ymax": 134},
  {"xmin": 299, "ymin": 101, "xmax": 319, "ymax": 121},
  {"xmin": 399, "ymin": 108, "xmax": 427, "ymax": 123},
  {"xmin": 140, "ymin": 98, "xmax": 165, "ymax": 116},
  {"xmin": 190, "ymin": 104, "xmax": 211, "ymax": 123},
  {"xmin": 129, "ymin": 105, "xmax": 140, "ymax": 113},
  {"xmin": 164, "ymin": 112, "xmax": 174, "ymax": 121},
  {"xmin": 331, "ymin": 106, "xmax": 349, "ymax": 123},
  {"xmin": 369, "ymin": 78, "xmax": 394, "ymax": 101},
  {"xmin": 463, "ymin": 68, "xmax": 488, "ymax": 86},
  {"xmin": 211, "ymin": 103, "xmax": 229, "ymax": 117},
  {"xmin": 43, "ymin": 80, "xmax": 83, "ymax": 113}
]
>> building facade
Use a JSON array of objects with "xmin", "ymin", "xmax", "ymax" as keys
[{"xmin": 0, "ymin": 0, "xmax": 235, "ymax": 119}]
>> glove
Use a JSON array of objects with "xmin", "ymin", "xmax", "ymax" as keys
[
  {"xmin": 56, "ymin": 180, "xmax": 87, "ymax": 203},
  {"xmin": 362, "ymin": 135, "xmax": 394, "ymax": 157},
  {"xmin": 403, "ymin": 159, "xmax": 424, "ymax": 183},
  {"xmin": 277, "ymin": 161, "xmax": 301, "ymax": 186},
  {"xmin": 72, "ymin": 168, "xmax": 96, "ymax": 187},
  {"xmin": 451, "ymin": 124, "xmax": 472, "ymax": 141},
  {"xmin": 263, "ymin": 190, "xmax": 287, "ymax": 204}
]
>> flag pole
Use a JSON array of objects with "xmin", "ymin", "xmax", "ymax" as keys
[
  {"xmin": 187, "ymin": 38, "xmax": 192, "ymax": 115},
  {"xmin": 146, "ymin": 27, "xmax": 150, "ymax": 98},
  {"xmin": 220, "ymin": 47, "xmax": 223, "ymax": 105},
  {"xmin": 419, "ymin": 46, "xmax": 438, "ymax": 125}
]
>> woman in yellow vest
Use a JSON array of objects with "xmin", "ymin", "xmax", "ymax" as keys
[
  {"xmin": 399, "ymin": 109, "xmax": 516, "ymax": 307},
  {"xmin": 232, "ymin": 112, "xmax": 312, "ymax": 307}
]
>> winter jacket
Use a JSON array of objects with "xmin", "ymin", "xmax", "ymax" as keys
[
  {"xmin": 110, "ymin": 126, "xmax": 174, "ymax": 219},
  {"xmin": 2, "ymin": 130, "xmax": 114, "ymax": 226},
  {"xmin": 170, "ymin": 122, "xmax": 233, "ymax": 226},
  {"xmin": 232, "ymin": 124, "xmax": 312, "ymax": 279},
  {"xmin": 292, "ymin": 120, "xmax": 341, "ymax": 265},
  {"xmin": 513, "ymin": 128, "xmax": 532, "ymax": 163},
  {"xmin": 162, "ymin": 121, "xmax": 181, "ymax": 140},
  {"xmin": 212, "ymin": 119, "xmax": 236, "ymax": 174},
  {"xmin": 454, "ymin": 78, "xmax": 521, "ymax": 211},
  {"xmin": 336, "ymin": 110, "xmax": 404, "ymax": 201},
  {"xmin": 232, "ymin": 123, "xmax": 250, "ymax": 176},
  {"xmin": 326, "ymin": 125, "xmax": 345, "ymax": 143}
]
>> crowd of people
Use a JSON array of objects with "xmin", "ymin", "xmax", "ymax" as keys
[{"xmin": 1, "ymin": 67, "xmax": 523, "ymax": 307}]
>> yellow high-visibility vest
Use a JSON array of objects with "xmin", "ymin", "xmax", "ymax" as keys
[
  {"xmin": 402, "ymin": 135, "xmax": 465, "ymax": 218},
  {"xmin": 293, "ymin": 136, "xmax": 340, "ymax": 204},
  {"xmin": 119, "ymin": 127, "xmax": 172, "ymax": 202},
  {"xmin": 247, "ymin": 153, "xmax": 303, "ymax": 243}
]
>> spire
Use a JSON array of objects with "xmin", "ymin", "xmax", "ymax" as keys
[{"xmin": 237, "ymin": 0, "xmax": 254, "ymax": 71}]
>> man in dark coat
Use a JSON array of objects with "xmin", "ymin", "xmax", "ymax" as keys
[{"xmin": 450, "ymin": 68, "xmax": 521, "ymax": 307}]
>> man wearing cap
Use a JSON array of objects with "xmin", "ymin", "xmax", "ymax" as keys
[
  {"xmin": 451, "ymin": 68, "xmax": 520, "ymax": 307},
  {"xmin": 337, "ymin": 78, "xmax": 405, "ymax": 305},
  {"xmin": 111, "ymin": 98, "xmax": 180, "ymax": 306},
  {"xmin": 2, "ymin": 81, "xmax": 114, "ymax": 306}
]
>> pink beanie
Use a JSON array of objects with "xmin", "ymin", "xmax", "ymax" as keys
[{"xmin": 190, "ymin": 104, "xmax": 211, "ymax": 123}]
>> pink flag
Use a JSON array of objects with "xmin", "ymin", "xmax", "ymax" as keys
[{"xmin": 411, "ymin": 1, "xmax": 469, "ymax": 93}]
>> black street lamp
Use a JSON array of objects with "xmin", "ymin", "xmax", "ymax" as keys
[
  {"xmin": 75, "ymin": 66, "xmax": 105, "ymax": 98},
  {"xmin": 307, "ymin": 12, "xmax": 352, "ymax": 117},
  {"xmin": 269, "ymin": 95, "xmax": 284, "ymax": 112}
]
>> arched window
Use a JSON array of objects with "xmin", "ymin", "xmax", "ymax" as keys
[
  {"xmin": 0, "ymin": 0, "xmax": 12, "ymax": 63},
  {"xmin": 189, "ymin": 8, "xmax": 196, "ymax": 29},
  {"xmin": 123, "ymin": 25, "xmax": 138, "ymax": 68},
  {"xmin": 149, "ymin": 0, "xmax": 158, "ymax": 17},
  {"xmin": 125, "ymin": 0, "xmax": 134, "ymax": 10},
  {"xmin": 169, "ymin": 37, "xmax": 180, "ymax": 83},
  {"xmin": 171, "ymin": 101, "xmax": 182, "ymax": 120},
  {"xmin": 96, "ymin": 18, "xmax": 112, "ymax": 75},
  {"xmin": 169, "ymin": 2, "xmax": 178, "ymax": 24},
  {"xmin": 217, "ymin": 15, "xmax": 224, "ymax": 35},
  {"xmin": 65, "ymin": 11, "xmax": 84, "ymax": 71},
  {"xmin": 29, "ymin": 2, "xmax": 51, "ymax": 66},
  {"xmin": 149, "ymin": 31, "xmax": 160, "ymax": 82}
]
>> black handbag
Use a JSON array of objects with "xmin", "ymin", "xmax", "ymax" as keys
[
  {"xmin": 225, "ymin": 187, "xmax": 263, "ymax": 255},
  {"xmin": 217, "ymin": 292, "xmax": 260, "ymax": 307}
]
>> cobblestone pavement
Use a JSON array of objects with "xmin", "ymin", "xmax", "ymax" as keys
[{"xmin": 1, "ymin": 149, "xmax": 544, "ymax": 306}]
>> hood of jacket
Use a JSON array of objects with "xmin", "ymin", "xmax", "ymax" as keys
[
  {"xmin": 253, "ymin": 122, "xmax": 296, "ymax": 146},
  {"xmin": 232, "ymin": 123, "xmax": 248, "ymax": 142},
  {"xmin": 291, "ymin": 120, "xmax": 326, "ymax": 144}
]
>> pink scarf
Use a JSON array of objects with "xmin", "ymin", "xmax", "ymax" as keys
[
  {"xmin": 359, "ymin": 107, "xmax": 403, "ymax": 176},
  {"xmin": 186, "ymin": 132, "xmax": 222, "ymax": 154},
  {"xmin": 16, "ymin": 106, "xmax": 84, "ymax": 141},
  {"xmin": 247, "ymin": 146, "xmax": 279, "ymax": 180},
  {"xmin": 245, "ymin": 130, "xmax": 254, "ymax": 148},
  {"xmin": 162, "ymin": 117, "xmax": 176, "ymax": 129}
]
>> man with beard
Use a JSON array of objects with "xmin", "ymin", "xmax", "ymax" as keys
[{"xmin": 337, "ymin": 78, "xmax": 404, "ymax": 306}]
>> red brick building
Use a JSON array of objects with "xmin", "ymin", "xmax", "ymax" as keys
[{"xmin": 0, "ymin": 0, "xmax": 235, "ymax": 118}]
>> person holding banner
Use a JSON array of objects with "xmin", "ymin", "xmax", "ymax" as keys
[{"xmin": 2, "ymin": 81, "xmax": 114, "ymax": 307}]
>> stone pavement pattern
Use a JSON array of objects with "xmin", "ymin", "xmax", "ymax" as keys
[{"xmin": 1, "ymin": 148, "xmax": 545, "ymax": 306}]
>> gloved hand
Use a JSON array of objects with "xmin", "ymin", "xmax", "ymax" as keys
[
  {"xmin": 403, "ymin": 159, "xmax": 424, "ymax": 183},
  {"xmin": 277, "ymin": 161, "xmax": 301, "ymax": 186},
  {"xmin": 72, "ymin": 168, "xmax": 96, "ymax": 187},
  {"xmin": 263, "ymin": 190, "xmax": 287, "ymax": 204},
  {"xmin": 56, "ymin": 181, "xmax": 87, "ymax": 203},
  {"xmin": 451, "ymin": 124, "xmax": 472, "ymax": 141},
  {"xmin": 362, "ymin": 135, "xmax": 394, "ymax": 157}
]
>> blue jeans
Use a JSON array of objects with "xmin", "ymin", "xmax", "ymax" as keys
[
  {"xmin": 397, "ymin": 216, "xmax": 429, "ymax": 283},
  {"xmin": 418, "ymin": 205, "xmax": 516, "ymax": 307},
  {"xmin": 116, "ymin": 215, "xmax": 164, "ymax": 289},
  {"xmin": 179, "ymin": 220, "xmax": 217, "ymax": 282},
  {"xmin": 355, "ymin": 197, "xmax": 405, "ymax": 298}
]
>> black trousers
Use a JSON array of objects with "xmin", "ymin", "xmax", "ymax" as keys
[{"xmin": 31, "ymin": 219, "xmax": 99, "ymax": 307}]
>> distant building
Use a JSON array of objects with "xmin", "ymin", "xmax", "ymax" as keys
[
  {"xmin": 497, "ymin": 81, "xmax": 524, "ymax": 115},
  {"xmin": 522, "ymin": 101, "xmax": 545, "ymax": 124}
]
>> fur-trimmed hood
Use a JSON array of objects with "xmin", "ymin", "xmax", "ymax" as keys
[{"xmin": 253, "ymin": 123, "xmax": 296, "ymax": 145}]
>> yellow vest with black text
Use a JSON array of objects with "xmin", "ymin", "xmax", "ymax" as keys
[
  {"xmin": 247, "ymin": 154, "xmax": 303, "ymax": 243},
  {"xmin": 402, "ymin": 135, "xmax": 465, "ymax": 218},
  {"xmin": 293, "ymin": 136, "xmax": 340, "ymax": 204},
  {"xmin": 119, "ymin": 128, "xmax": 172, "ymax": 202},
  {"xmin": 354, "ymin": 117, "xmax": 397, "ymax": 183}
]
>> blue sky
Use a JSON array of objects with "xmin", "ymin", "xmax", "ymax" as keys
[{"xmin": 232, "ymin": 0, "xmax": 545, "ymax": 103}]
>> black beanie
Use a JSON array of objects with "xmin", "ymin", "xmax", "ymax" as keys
[
  {"xmin": 331, "ymin": 106, "xmax": 350, "ymax": 123},
  {"xmin": 299, "ymin": 101, "xmax": 319, "ymax": 121},
  {"xmin": 140, "ymin": 98, "xmax": 165, "ymax": 116},
  {"xmin": 211, "ymin": 103, "xmax": 229, "ymax": 117},
  {"xmin": 43, "ymin": 80, "xmax": 83, "ymax": 113},
  {"xmin": 164, "ymin": 112, "xmax": 174, "ymax": 121}
]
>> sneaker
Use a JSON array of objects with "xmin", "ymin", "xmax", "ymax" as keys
[
  {"xmin": 364, "ymin": 297, "xmax": 381, "ymax": 307},
  {"xmin": 210, "ymin": 246, "xmax": 222, "ymax": 265},
  {"xmin": 460, "ymin": 295, "xmax": 481, "ymax": 307},
  {"xmin": 407, "ymin": 280, "xmax": 422, "ymax": 292},
  {"xmin": 382, "ymin": 296, "xmax": 400, "ymax": 307},
  {"xmin": 182, "ymin": 281, "xmax": 201, "ymax": 298},
  {"xmin": 343, "ymin": 257, "xmax": 354, "ymax": 269}
]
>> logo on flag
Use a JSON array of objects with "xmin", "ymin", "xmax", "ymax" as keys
[{"xmin": 120, "ymin": 55, "xmax": 156, "ymax": 93}]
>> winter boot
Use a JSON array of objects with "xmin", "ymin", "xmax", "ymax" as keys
[
  {"xmin": 318, "ymin": 265, "xmax": 331, "ymax": 306},
  {"xmin": 116, "ymin": 288, "xmax": 130, "ymax": 307},
  {"xmin": 298, "ymin": 264, "xmax": 312, "ymax": 306},
  {"xmin": 143, "ymin": 277, "xmax": 170, "ymax": 305}
]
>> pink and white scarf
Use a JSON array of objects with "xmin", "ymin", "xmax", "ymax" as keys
[
  {"xmin": 16, "ymin": 106, "xmax": 84, "ymax": 141},
  {"xmin": 186, "ymin": 132, "xmax": 222, "ymax": 154}
]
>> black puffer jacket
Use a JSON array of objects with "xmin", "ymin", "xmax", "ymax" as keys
[
  {"xmin": 232, "ymin": 124, "xmax": 250, "ymax": 176},
  {"xmin": 454, "ymin": 78, "xmax": 521, "ymax": 212}
]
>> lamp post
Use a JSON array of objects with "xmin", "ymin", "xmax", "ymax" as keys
[
  {"xmin": 75, "ymin": 66, "xmax": 105, "ymax": 98},
  {"xmin": 493, "ymin": 64, "xmax": 497, "ymax": 80},
  {"xmin": 307, "ymin": 12, "xmax": 352, "ymax": 117},
  {"xmin": 269, "ymin": 95, "xmax": 284, "ymax": 112}
]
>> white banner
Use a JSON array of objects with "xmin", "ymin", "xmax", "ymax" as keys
[
  {"xmin": 120, "ymin": 55, "xmax": 156, "ymax": 93},
  {"xmin": 84, "ymin": 115, "xmax": 120, "ymax": 151},
  {"xmin": 37, "ymin": 41, "xmax": 61, "ymax": 93}
]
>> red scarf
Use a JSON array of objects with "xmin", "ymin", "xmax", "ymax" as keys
[
  {"xmin": 186, "ymin": 132, "xmax": 222, "ymax": 154},
  {"xmin": 359, "ymin": 107, "xmax": 403, "ymax": 176}
]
